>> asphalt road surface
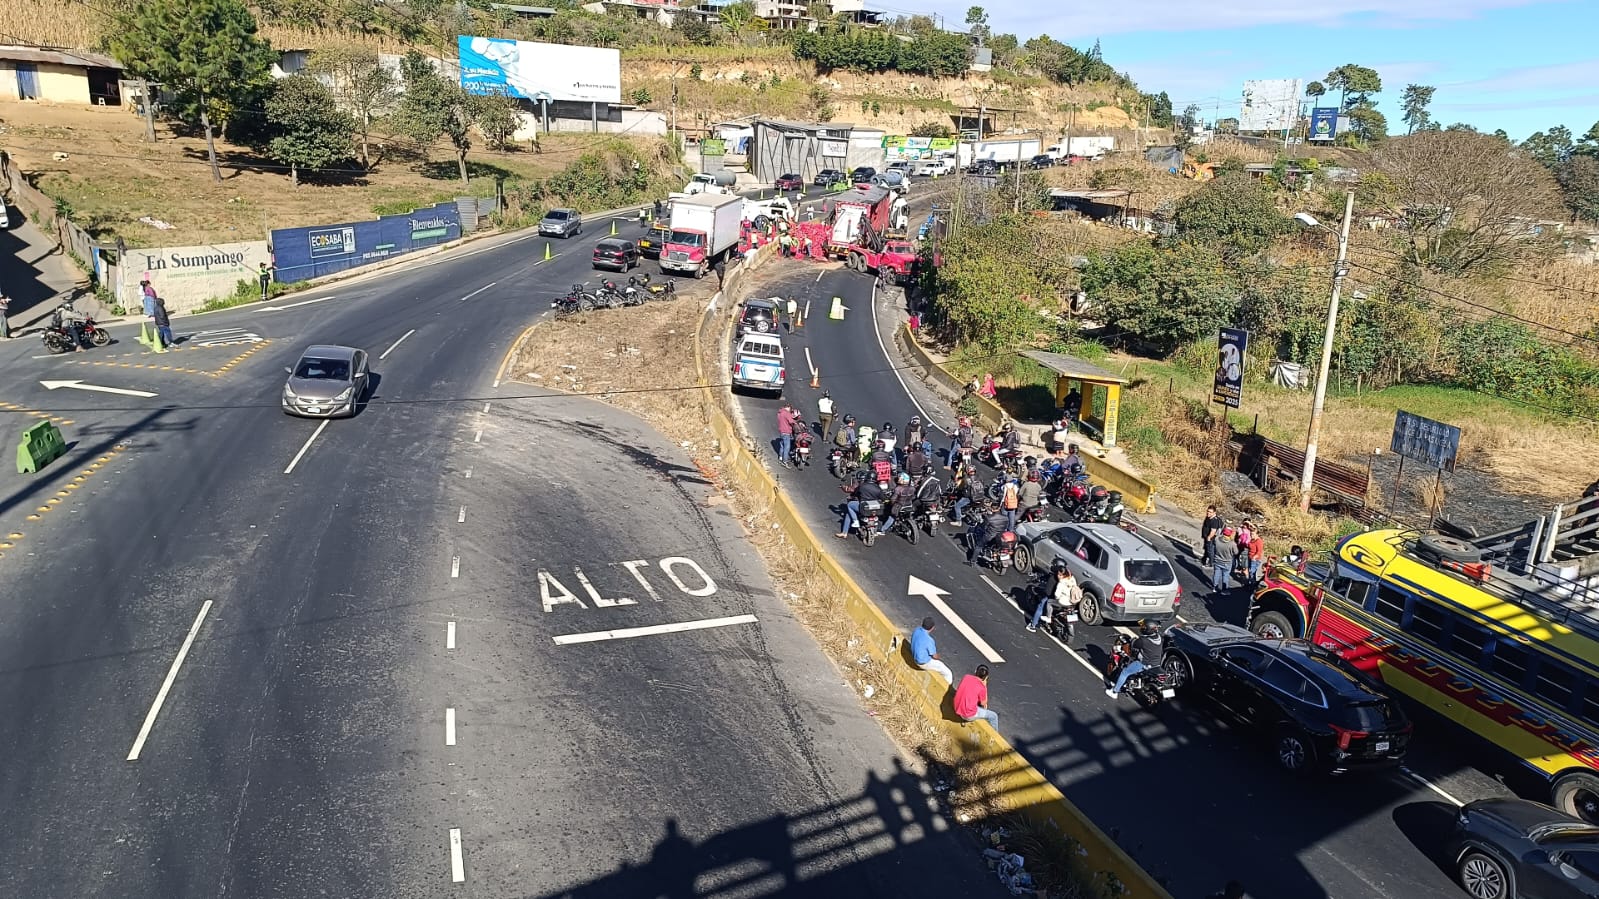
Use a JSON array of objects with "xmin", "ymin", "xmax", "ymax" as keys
[
  {"xmin": 0, "ymin": 199, "xmax": 998, "ymax": 897},
  {"xmin": 726, "ymin": 262, "xmax": 1523, "ymax": 898}
]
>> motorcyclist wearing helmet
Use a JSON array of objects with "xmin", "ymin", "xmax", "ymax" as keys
[
  {"xmin": 869, "ymin": 440, "xmax": 895, "ymax": 484},
  {"xmin": 1080, "ymin": 485, "xmax": 1110, "ymax": 522},
  {"xmin": 998, "ymin": 421, "xmax": 1021, "ymax": 457},
  {"xmin": 835, "ymin": 470, "xmax": 886, "ymax": 538},
  {"xmin": 947, "ymin": 416, "xmax": 976, "ymax": 471},
  {"xmin": 904, "ymin": 415, "xmax": 925, "ymax": 450},
  {"xmin": 1028, "ymin": 559, "xmax": 1083, "ymax": 634},
  {"xmin": 1062, "ymin": 443, "xmax": 1085, "ymax": 478},
  {"xmin": 835, "ymin": 414, "xmax": 858, "ymax": 450},
  {"xmin": 878, "ymin": 422, "xmax": 897, "ymax": 456},
  {"xmin": 951, "ymin": 465, "xmax": 984, "ymax": 525},
  {"xmin": 913, "ymin": 470, "xmax": 943, "ymax": 517},
  {"xmin": 1108, "ymin": 620, "xmax": 1165, "ymax": 699},
  {"xmin": 1018, "ymin": 469, "xmax": 1043, "ymax": 520},
  {"xmin": 879, "ymin": 472, "xmax": 917, "ymax": 535},
  {"xmin": 966, "ymin": 501, "xmax": 1011, "ymax": 565},
  {"xmin": 903, "ymin": 439, "xmax": 930, "ymax": 477}
]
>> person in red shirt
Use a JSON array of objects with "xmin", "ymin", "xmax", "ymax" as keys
[{"xmin": 953, "ymin": 665, "xmax": 998, "ymax": 728}]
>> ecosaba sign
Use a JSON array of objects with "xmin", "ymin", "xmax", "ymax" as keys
[{"xmin": 271, "ymin": 202, "xmax": 463, "ymax": 282}]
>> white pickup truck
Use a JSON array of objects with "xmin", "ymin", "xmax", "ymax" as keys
[{"xmin": 913, "ymin": 158, "xmax": 952, "ymax": 177}]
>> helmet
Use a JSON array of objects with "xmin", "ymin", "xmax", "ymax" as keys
[
  {"xmin": 1141, "ymin": 620, "xmax": 1160, "ymax": 637},
  {"xmin": 910, "ymin": 415, "xmax": 922, "ymax": 426},
  {"xmin": 882, "ymin": 422, "xmax": 895, "ymax": 433},
  {"xmin": 1001, "ymin": 422, "xmax": 1014, "ymax": 432},
  {"xmin": 898, "ymin": 472, "xmax": 911, "ymax": 485},
  {"xmin": 1051, "ymin": 558, "xmax": 1069, "ymax": 575},
  {"xmin": 844, "ymin": 414, "xmax": 856, "ymax": 425},
  {"xmin": 1091, "ymin": 485, "xmax": 1109, "ymax": 501},
  {"xmin": 1107, "ymin": 490, "xmax": 1123, "ymax": 505},
  {"xmin": 873, "ymin": 439, "xmax": 885, "ymax": 451},
  {"xmin": 822, "ymin": 390, "xmax": 831, "ymax": 398}
]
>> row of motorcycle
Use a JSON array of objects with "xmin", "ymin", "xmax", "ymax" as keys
[{"xmin": 551, "ymin": 275, "xmax": 676, "ymax": 317}]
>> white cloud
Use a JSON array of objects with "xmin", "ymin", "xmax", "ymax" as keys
[
  {"xmin": 1445, "ymin": 59, "xmax": 1599, "ymax": 94},
  {"xmin": 933, "ymin": 0, "xmax": 1544, "ymax": 38},
  {"xmin": 1437, "ymin": 93, "xmax": 1599, "ymax": 113}
]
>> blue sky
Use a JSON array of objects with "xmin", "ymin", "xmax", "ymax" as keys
[{"xmin": 886, "ymin": 0, "xmax": 1599, "ymax": 140}]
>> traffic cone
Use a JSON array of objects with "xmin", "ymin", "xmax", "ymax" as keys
[
  {"xmin": 829, "ymin": 296, "xmax": 845, "ymax": 320},
  {"xmin": 610, "ymin": 219, "xmax": 618, "ymax": 236},
  {"xmin": 810, "ymin": 368, "xmax": 820, "ymax": 389},
  {"xmin": 151, "ymin": 334, "xmax": 167, "ymax": 354},
  {"xmin": 544, "ymin": 243, "xmax": 552, "ymax": 261},
  {"xmin": 137, "ymin": 322, "xmax": 152, "ymax": 346}
]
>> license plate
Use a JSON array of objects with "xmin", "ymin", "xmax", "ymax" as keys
[
  {"xmin": 927, "ymin": 513, "xmax": 942, "ymax": 522},
  {"xmin": 1374, "ymin": 740, "xmax": 1390, "ymax": 752},
  {"xmin": 1141, "ymin": 596, "xmax": 1162, "ymax": 607},
  {"xmin": 1160, "ymin": 688, "xmax": 1176, "ymax": 699},
  {"xmin": 306, "ymin": 406, "xmax": 322, "ymax": 413},
  {"xmin": 1065, "ymin": 613, "xmax": 1079, "ymax": 622}
]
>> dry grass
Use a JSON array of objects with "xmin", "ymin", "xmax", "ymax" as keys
[
  {"xmin": 0, "ymin": 102, "xmax": 652, "ymax": 245},
  {"xmin": 0, "ymin": 0, "xmax": 103, "ymax": 49}
]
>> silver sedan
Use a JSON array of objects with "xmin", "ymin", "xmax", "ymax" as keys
[{"xmin": 282, "ymin": 344, "xmax": 370, "ymax": 418}]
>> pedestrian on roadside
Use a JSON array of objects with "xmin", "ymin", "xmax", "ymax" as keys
[
  {"xmin": 714, "ymin": 258, "xmax": 727, "ymax": 288},
  {"xmin": 817, "ymin": 391, "xmax": 835, "ymax": 443},
  {"xmin": 653, "ymin": 198, "xmax": 663, "ymax": 220},
  {"xmin": 140, "ymin": 280, "xmax": 157, "ymax": 318},
  {"xmin": 153, "ymin": 295, "xmax": 174, "ymax": 349},
  {"xmin": 776, "ymin": 403, "xmax": 796, "ymax": 467},
  {"xmin": 258, "ymin": 262, "xmax": 273, "ymax": 301},
  {"xmin": 784, "ymin": 296, "xmax": 798, "ymax": 331},
  {"xmin": 910, "ymin": 617, "xmax": 953, "ymax": 686},
  {"xmin": 954, "ymin": 665, "xmax": 998, "ymax": 728},
  {"xmin": 637, "ymin": 207, "xmax": 648, "ymax": 228},
  {"xmin": 1200, "ymin": 505, "xmax": 1222, "ymax": 566},
  {"xmin": 1235, "ymin": 519, "xmax": 1255, "ymax": 581},
  {"xmin": 0, "ymin": 292, "xmax": 10, "ymax": 339},
  {"xmin": 1247, "ymin": 530, "xmax": 1266, "ymax": 583},
  {"xmin": 1211, "ymin": 527, "xmax": 1238, "ymax": 594}
]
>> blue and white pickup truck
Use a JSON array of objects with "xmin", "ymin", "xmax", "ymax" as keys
[{"xmin": 732, "ymin": 333, "xmax": 785, "ymax": 394}]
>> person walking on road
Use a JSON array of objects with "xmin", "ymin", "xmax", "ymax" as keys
[
  {"xmin": 1211, "ymin": 527, "xmax": 1238, "ymax": 594},
  {"xmin": 776, "ymin": 403, "xmax": 797, "ymax": 467},
  {"xmin": 1246, "ymin": 530, "xmax": 1266, "ymax": 584},
  {"xmin": 816, "ymin": 392, "xmax": 835, "ymax": 443},
  {"xmin": 910, "ymin": 617, "xmax": 952, "ymax": 685},
  {"xmin": 153, "ymin": 295, "xmax": 174, "ymax": 349},
  {"xmin": 784, "ymin": 296, "xmax": 798, "ymax": 332},
  {"xmin": 0, "ymin": 292, "xmax": 10, "ymax": 339},
  {"xmin": 1200, "ymin": 505, "xmax": 1222, "ymax": 567},
  {"xmin": 954, "ymin": 665, "xmax": 998, "ymax": 728}
]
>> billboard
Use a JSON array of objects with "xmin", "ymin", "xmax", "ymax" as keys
[
  {"xmin": 1212, "ymin": 328, "xmax": 1248, "ymax": 408},
  {"xmin": 272, "ymin": 202, "xmax": 462, "ymax": 282},
  {"xmin": 120, "ymin": 240, "xmax": 272, "ymax": 315},
  {"xmin": 1239, "ymin": 78, "xmax": 1302, "ymax": 132},
  {"xmin": 1391, "ymin": 411, "xmax": 1462, "ymax": 472},
  {"xmin": 1308, "ymin": 107, "xmax": 1339, "ymax": 142},
  {"xmin": 457, "ymin": 36, "xmax": 621, "ymax": 104}
]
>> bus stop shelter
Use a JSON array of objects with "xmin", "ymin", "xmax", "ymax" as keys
[{"xmin": 1022, "ymin": 350, "xmax": 1130, "ymax": 447}]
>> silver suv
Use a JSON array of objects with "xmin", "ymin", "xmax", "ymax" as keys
[
  {"xmin": 1013, "ymin": 521, "xmax": 1181, "ymax": 625},
  {"xmin": 539, "ymin": 208, "xmax": 583, "ymax": 238}
]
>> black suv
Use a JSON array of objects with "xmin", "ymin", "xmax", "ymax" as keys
[
  {"xmin": 1162, "ymin": 622, "xmax": 1412, "ymax": 775},
  {"xmin": 1453, "ymin": 798, "xmax": 1599, "ymax": 899},
  {"xmin": 591, "ymin": 238, "xmax": 639, "ymax": 272},
  {"xmin": 814, "ymin": 168, "xmax": 845, "ymax": 186},
  {"xmin": 1028, "ymin": 154, "xmax": 1055, "ymax": 169},
  {"xmin": 736, "ymin": 297, "xmax": 779, "ymax": 337},
  {"xmin": 638, "ymin": 223, "xmax": 671, "ymax": 259},
  {"xmin": 848, "ymin": 166, "xmax": 876, "ymax": 183},
  {"xmin": 967, "ymin": 159, "xmax": 999, "ymax": 176}
]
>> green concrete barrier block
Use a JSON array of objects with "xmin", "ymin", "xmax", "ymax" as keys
[{"xmin": 17, "ymin": 421, "xmax": 67, "ymax": 474}]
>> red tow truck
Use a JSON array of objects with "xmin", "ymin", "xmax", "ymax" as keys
[{"xmin": 842, "ymin": 236, "xmax": 920, "ymax": 283}]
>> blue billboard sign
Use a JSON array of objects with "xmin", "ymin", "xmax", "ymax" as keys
[
  {"xmin": 1212, "ymin": 328, "xmax": 1248, "ymax": 409},
  {"xmin": 457, "ymin": 36, "xmax": 621, "ymax": 104},
  {"xmin": 1308, "ymin": 107, "xmax": 1340, "ymax": 142},
  {"xmin": 272, "ymin": 202, "xmax": 461, "ymax": 282}
]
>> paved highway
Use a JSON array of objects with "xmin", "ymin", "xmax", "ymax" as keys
[
  {"xmin": 0, "ymin": 202, "xmax": 997, "ymax": 896},
  {"xmin": 726, "ymin": 261, "xmax": 1520, "ymax": 898}
]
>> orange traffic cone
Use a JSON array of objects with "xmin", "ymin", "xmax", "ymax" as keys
[{"xmin": 810, "ymin": 368, "xmax": 820, "ymax": 389}]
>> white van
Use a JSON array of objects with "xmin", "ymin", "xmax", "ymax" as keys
[
  {"xmin": 0, "ymin": 203, "xmax": 10, "ymax": 229},
  {"xmin": 732, "ymin": 332, "xmax": 786, "ymax": 394}
]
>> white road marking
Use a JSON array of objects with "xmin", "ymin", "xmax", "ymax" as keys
[
  {"xmin": 450, "ymin": 556, "xmax": 460, "ymax": 578},
  {"xmin": 445, "ymin": 708, "xmax": 457, "ymax": 746},
  {"xmin": 804, "ymin": 345, "xmax": 816, "ymax": 377},
  {"xmin": 1401, "ymin": 767, "xmax": 1465, "ymax": 806},
  {"xmin": 282, "ymin": 420, "xmax": 330, "ymax": 475},
  {"xmin": 473, "ymin": 429, "xmax": 482, "ymax": 443},
  {"xmin": 258, "ymin": 295, "xmax": 336, "ymax": 312},
  {"xmin": 981, "ymin": 576, "xmax": 1106, "ymax": 678},
  {"xmin": 446, "ymin": 621, "xmax": 456, "ymax": 649},
  {"xmin": 460, "ymin": 281, "xmax": 497, "ymax": 302},
  {"xmin": 40, "ymin": 379, "xmax": 157, "ymax": 398},
  {"xmin": 483, "ymin": 402, "xmax": 491, "ymax": 413},
  {"xmin": 458, "ymin": 506, "xmax": 466, "ymax": 523},
  {"xmin": 127, "ymin": 600, "xmax": 213, "ymax": 761},
  {"xmin": 464, "ymin": 468, "xmax": 472, "ymax": 479},
  {"xmin": 815, "ymin": 271, "xmax": 824, "ymax": 282},
  {"xmin": 379, "ymin": 329, "xmax": 415, "ymax": 360},
  {"xmin": 867, "ymin": 281, "xmax": 945, "ymax": 435},
  {"xmin": 912, "ymin": 576, "xmax": 1005, "ymax": 663},
  {"xmin": 620, "ymin": 560, "xmax": 663, "ymax": 601},
  {"xmin": 803, "ymin": 299, "xmax": 812, "ymax": 322},
  {"xmin": 448, "ymin": 828, "xmax": 465, "ymax": 882},
  {"xmin": 530, "ymin": 253, "xmax": 562, "ymax": 266},
  {"xmin": 553, "ymin": 614, "xmax": 758, "ymax": 646}
]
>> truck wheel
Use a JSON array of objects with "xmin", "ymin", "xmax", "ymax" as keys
[
  {"xmin": 694, "ymin": 263, "xmax": 705, "ymax": 280},
  {"xmin": 1250, "ymin": 611, "xmax": 1294, "ymax": 640}
]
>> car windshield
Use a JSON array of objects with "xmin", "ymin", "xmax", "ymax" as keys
[
  {"xmin": 1124, "ymin": 559, "xmax": 1175, "ymax": 586},
  {"xmin": 295, "ymin": 357, "xmax": 350, "ymax": 380},
  {"xmin": 669, "ymin": 230, "xmax": 705, "ymax": 247},
  {"xmin": 544, "ymin": 210, "xmax": 570, "ymax": 220},
  {"xmin": 781, "ymin": 173, "xmax": 799, "ymax": 179},
  {"xmin": 1345, "ymin": 700, "xmax": 1403, "ymax": 731}
]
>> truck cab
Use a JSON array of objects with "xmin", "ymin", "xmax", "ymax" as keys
[{"xmin": 684, "ymin": 172, "xmax": 734, "ymax": 195}]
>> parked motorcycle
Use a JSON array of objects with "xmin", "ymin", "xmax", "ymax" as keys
[
  {"xmin": 1106, "ymin": 634, "xmax": 1177, "ymax": 705},
  {"xmin": 40, "ymin": 310, "xmax": 111, "ymax": 354},
  {"xmin": 551, "ymin": 284, "xmax": 596, "ymax": 317},
  {"xmin": 789, "ymin": 430, "xmax": 813, "ymax": 468},
  {"xmin": 629, "ymin": 273, "xmax": 676, "ymax": 299},
  {"xmin": 602, "ymin": 279, "xmax": 644, "ymax": 307}
]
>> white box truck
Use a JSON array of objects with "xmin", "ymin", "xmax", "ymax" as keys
[
  {"xmin": 661, "ymin": 193, "xmax": 743, "ymax": 279},
  {"xmin": 957, "ymin": 138, "xmax": 1042, "ymax": 168},
  {"xmin": 1045, "ymin": 136, "xmax": 1116, "ymax": 161}
]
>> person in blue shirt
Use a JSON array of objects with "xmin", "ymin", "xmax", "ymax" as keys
[{"xmin": 910, "ymin": 617, "xmax": 952, "ymax": 686}]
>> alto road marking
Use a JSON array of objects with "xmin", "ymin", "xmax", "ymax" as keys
[
  {"xmin": 379, "ymin": 329, "xmax": 415, "ymax": 360},
  {"xmin": 553, "ymin": 614, "xmax": 758, "ymax": 646},
  {"xmin": 445, "ymin": 708, "xmax": 457, "ymax": 746},
  {"xmin": 448, "ymin": 828, "xmax": 465, "ymax": 882},
  {"xmin": 283, "ymin": 420, "xmax": 330, "ymax": 475},
  {"xmin": 446, "ymin": 621, "xmax": 457, "ymax": 650},
  {"xmin": 460, "ymin": 281, "xmax": 497, "ymax": 302},
  {"xmin": 127, "ymin": 600, "xmax": 213, "ymax": 761}
]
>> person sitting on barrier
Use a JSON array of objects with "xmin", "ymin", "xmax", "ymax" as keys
[
  {"xmin": 909, "ymin": 617, "xmax": 953, "ymax": 685},
  {"xmin": 879, "ymin": 473, "xmax": 917, "ymax": 536},
  {"xmin": 835, "ymin": 473, "xmax": 886, "ymax": 538}
]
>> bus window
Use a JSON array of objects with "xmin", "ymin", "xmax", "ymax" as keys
[
  {"xmin": 1447, "ymin": 617, "xmax": 1494, "ymax": 666},
  {"xmin": 1373, "ymin": 584, "xmax": 1407, "ymax": 625},
  {"xmin": 1533, "ymin": 659, "xmax": 1577, "ymax": 710},
  {"xmin": 1407, "ymin": 599, "xmax": 1446, "ymax": 645},
  {"xmin": 1489, "ymin": 639, "xmax": 1533, "ymax": 690}
]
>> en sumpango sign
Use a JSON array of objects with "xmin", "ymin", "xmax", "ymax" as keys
[{"xmin": 121, "ymin": 240, "xmax": 272, "ymax": 315}]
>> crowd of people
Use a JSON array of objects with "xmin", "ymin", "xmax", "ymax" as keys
[{"xmin": 1198, "ymin": 505, "xmax": 1306, "ymax": 595}]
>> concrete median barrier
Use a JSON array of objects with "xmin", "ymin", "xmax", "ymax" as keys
[{"xmin": 16, "ymin": 421, "xmax": 67, "ymax": 474}]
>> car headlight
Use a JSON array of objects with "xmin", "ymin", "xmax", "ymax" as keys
[
  {"xmin": 334, "ymin": 387, "xmax": 353, "ymax": 402},
  {"xmin": 282, "ymin": 384, "xmax": 297, "ymax": 398}
]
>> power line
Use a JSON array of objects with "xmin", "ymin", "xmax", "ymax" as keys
[{"xmin": 1343, "ymin": 259, "xmax": 1599, "ymax": 349}]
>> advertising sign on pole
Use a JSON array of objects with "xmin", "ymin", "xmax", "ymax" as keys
[
  {"xmin": 1212, "ymin": 328, "xmax": 1248, "ymax": 408},
  {"xmin": 457, "ymin": 36, "xmax": 621, "ymax": 104},
  {"xmin": 700, "ymin": 138, "xmax": 726, "ymax": 157},
  {"xmin": 1390, "ymin": 411, "xmax": 1461, "ymax": 472},
  {"xmin": 1239, "ymin": 78, "xmax": 1303, "ymax": 132},
  {"xmin": 1308, "ymin": 107, "xmax": 1340, "ymax": 142}
]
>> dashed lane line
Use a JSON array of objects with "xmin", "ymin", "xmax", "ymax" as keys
[
  {"xmin": 126, "ymin": 599, "xmax": 213, "ymax": 761},
  {"xmin": 449, "ymin": 829, "xmax": 466, "ymax": 883},
  {"xmin": 0, "ymin": 445, "xmax": 126, "ymax": 558},
  {"xmin": 0, "ymin": 401, "xmax": 74, "ymax": 426}
]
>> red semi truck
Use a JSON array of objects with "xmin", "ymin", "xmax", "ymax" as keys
[{"xmin": 825, "ymin": 186, "xmax": 893, "ymax": 259}]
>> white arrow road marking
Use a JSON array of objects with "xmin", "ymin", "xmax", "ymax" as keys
[
  {"xmin": 258, "ymin": 295, "xmax": 336, "ymax": 312},
  {"xmin": 40, "ymin": 379, "xmax": 158, "ymax": 398},
  {"xmin": 907, "ymin": 575, "xmax": 1005, "ymax": 663}
]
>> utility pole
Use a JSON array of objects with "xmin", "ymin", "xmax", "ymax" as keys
[
  {"xmin": 1012, "ymin": 135, "xmax": 1022, "ymax": 213},
  {"xmin": 1299, "ymin": 189, "xmax": 1356, "ymax": 512},
  {"xmin": 138, "ymin": 78, "xmax": 157, "ymax": 142}
]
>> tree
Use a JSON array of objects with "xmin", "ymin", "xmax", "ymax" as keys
[
  {"xmin": 1305, "ymin": 81, "xmax": 1326, "ymax": 101},
  {"xmin": 1143, "ymin": 91, "xmax": 1173, "ymax": 128},
  {"xmin": 307, "ymin": 47, "xmax": 399, "ymax": 170},
  {"xmin": 718, "ymin": 2, "xmax": 765, "ymax": 41},
  {"xmin": 910, "ymin": 121, "xmax": 953, "ymax": 138},
  {"xmin": 263, "ymin": 75, "xmax": 354, "ymax": 186},
  {"xmin": 1400, "ymin": 84, "xmax": 1436, "ymax": 134},
  {"xmin": 106, "ymin": 0, "xmax": 277, "ymax": 182},
  {"xmin": 393, "ymin": 51, "xmax": 478, "ymax": 185},
  {"xmin": 1344, "ymin": 105, "xmax": 1388, "ymax": 143},
  {"xmin": 473, "ymin": 91, "xmax": 522, "ymax": 152},
  {"xmin": 1366, "ymin": 130, "xmax": 1565, "ymax": 275},
  {"xmin": 672, "ymin": 14, "xmax": 715, "ymax": 46},
  {"xmin": 1323, "ymin": 63, "xmax": 1382, "ymax": 111},
  {"xmin": 1172, "ymin": 173, "xmax": 1288, "ymax": 255},
  {"xmin": 1522, "ymin": 126, "xmax": 1575, "ymax": 168},
  {"xmin": 965, "ymin": 6, "xmax": 990, "ymax": 46},
  {"xmin": 1173, "ymin": 103, "xmax": 1200, "ymax": 151},
  {"xmin": 1556, "ymin": 154, "xmax": 1599, "ymax": 223},
  {"xmin": 1081, "ymin": 240, "xmax": 1240, "ymax": 353}
]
